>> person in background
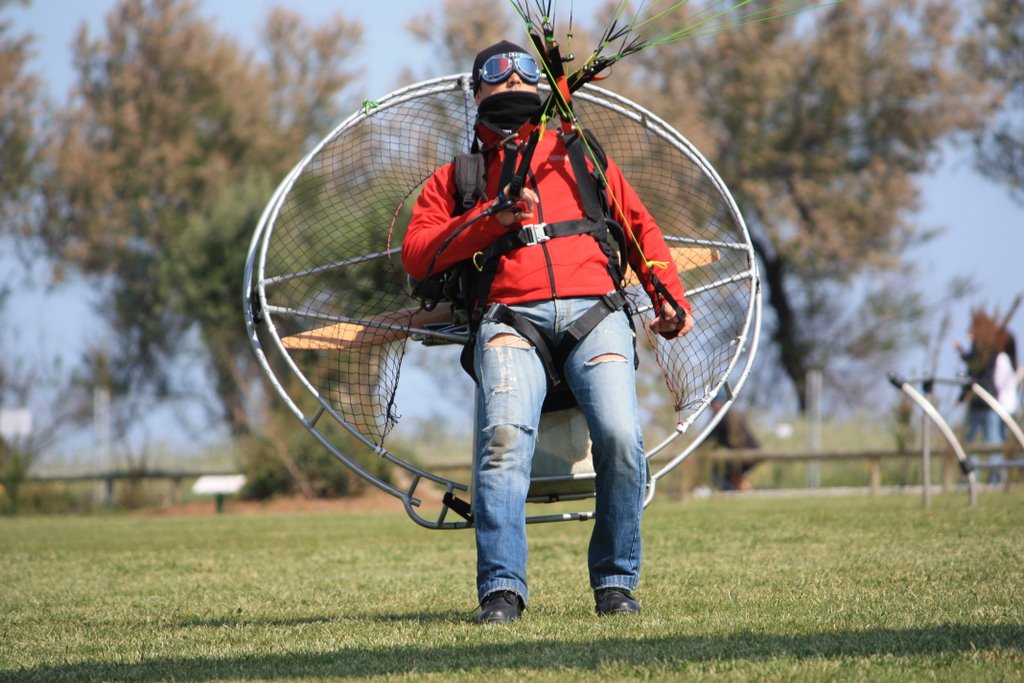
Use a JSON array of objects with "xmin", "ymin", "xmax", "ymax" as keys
[
  {"xmin": 708, "ymin": 392, "xmax": 761, "ymax": 491},
  {"xmin": 955, "ymin": 310, "xmax": 1015, "ymax": 485},
  {"xmin": 994, "ymin": 331, "xmax": 1019, "ymax": 439}
]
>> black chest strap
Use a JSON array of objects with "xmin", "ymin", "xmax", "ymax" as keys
[
  {"xmin": 480, "ymin": 217, "xmax": 605, "ymax": 261},
  {"xmin": 470, "ymin": 217, "xmax": 627, "ymax": 323}
]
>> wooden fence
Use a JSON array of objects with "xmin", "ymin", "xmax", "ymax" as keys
[
  {"xmin": 429, "ymin": 441, "xmax": 1021, "ymax": 499},
  {"xmin": 23, "ymin": 469, "xmax": 239, "ymax": 509},
  {"xmin": 694, "ymin": 442, "xmax": 1021, "ymax": 496},
  {"xmin": 18, "ymin": 441, "xmax": 1021, "ymax": 510}
]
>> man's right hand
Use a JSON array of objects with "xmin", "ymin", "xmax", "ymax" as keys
[{"xmin": 493, "ymin": 184, "xmax": 538, "ymax": 227}]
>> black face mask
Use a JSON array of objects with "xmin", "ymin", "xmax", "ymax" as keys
[{"xmin": 476, "ymin": 91, "xmax": 542, "ymax": 137}]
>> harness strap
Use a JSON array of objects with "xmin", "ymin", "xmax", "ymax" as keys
[
  {"xmin": 473, "ymin": 217, "xmax": 627, "ymax": 311},
  {"xmin": 498, "ymin": 140, "xmax": 519, "ymax": 190},
  {"xmin": 444, "ymin": 133, "xmax": 640, "ymax": 400},
  {"xmin": 453, "ymin": 154, "xmax": 486, "ymax": 214},
  {"xmin": 464, "ymin": 291, "xmax": 632, "ymax": 413},
  {"xmin": 470, "ymin": 216, "xmax": 606, "ymax": 325},
  {"xmin": 555, "ymin": 291, "xmax": 628, "ymax": 362},
  {"xmin": 480, "ymin": 218, "xmax": 603, "ymax": 262},
  {"xmin": 564, "ymin": 131, "xmax": 605, "ymax": 223},
  {"xmin": 478, "ymin": 303, "xmax": 564, "ymax": 390},
  {"xmin": 563, "ymin": 131, "xmax": 629, "ymax": 288}
]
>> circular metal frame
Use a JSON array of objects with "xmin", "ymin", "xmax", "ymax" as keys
[{"xmin": 244, "ymin": 75, "xmax": 762, "ymax": 528}]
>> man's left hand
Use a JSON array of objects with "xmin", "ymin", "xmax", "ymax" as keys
[{"xmin": 649, "ymin": 303, "xmax": 693, "ymax": 336}]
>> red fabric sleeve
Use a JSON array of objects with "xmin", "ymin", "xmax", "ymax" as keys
[
  {"xmin": 401, "ymin": 163, "xmax": 509, "ymax": 281},
  {"xmin": 604, "ymin": 158, "xmax": 692, "ymax": 321}
]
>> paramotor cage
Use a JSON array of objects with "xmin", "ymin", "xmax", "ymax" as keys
[{"xmin": 244, "ymin": 75, "xmax": 761, "ymax": 528}]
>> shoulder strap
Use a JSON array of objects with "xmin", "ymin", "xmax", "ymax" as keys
[
  {"xmin": 582, "ymin": 129, "xmax": 608, "ymax": 171},
  {"xmin": 452, "ymin": 153, "xmax": 487, "ymax": 216},
  {"xmin": 564, "ymin": 131, "xmax": 605, "ymax": 223},
  {"xmin": 451, "ymin": 143, "xmax": 521, "ymax": 217}
]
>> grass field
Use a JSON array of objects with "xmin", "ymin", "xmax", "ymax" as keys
[{"xmin": 1, "ymin": 491, "xmax": 1022, "ymax": 682}]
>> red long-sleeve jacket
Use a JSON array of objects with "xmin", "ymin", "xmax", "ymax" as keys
[{"xmin": 402, "ymin": 128, "xmax": 690, "ymax": 332}]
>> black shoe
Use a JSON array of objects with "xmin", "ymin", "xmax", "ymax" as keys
[
  {"xmin": 475, "ymin": 590, "xmax": 524, "ymax": 624},
  {"xmin": 595, "ymin": 587, "xmax": 641, "ymax": 616}
]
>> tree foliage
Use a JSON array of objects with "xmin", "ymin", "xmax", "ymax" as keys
[
  {"xmin": 0, "ymin": 1, "xmax": 53, "ymax": 513},
  {"xmin": 404, "ymin": 0, "xmax": 515, "ymax": 82},
  {"xmin": 633, "ymin": 0, "xmax": 991, "ymax": 409},
  {"xmin": 34, "ymin": 0, "xmax": 363, "ymax": 494},
  {"xmin": 0, "ymin": 0, "xmax": 41, "ymax": 242},
  {"xmin": 961, "ymin": 0, "xmax": 1024, "ymax": 204},
  {"xmin": 408, "ymin": 0, "xmax": 990, "ymax": 412}
]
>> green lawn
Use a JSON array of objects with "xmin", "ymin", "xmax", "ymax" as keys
[{"xmin": 1, "ymin": 491, "xmax": 1022, "ymax": 682}]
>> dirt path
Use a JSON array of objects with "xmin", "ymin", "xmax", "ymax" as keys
[{"xmin": 140, "ymin": 488, "xmax": 416, "ymax": 517}]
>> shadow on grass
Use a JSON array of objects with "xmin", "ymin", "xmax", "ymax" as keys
[
  {"xmin": 174, "ymin": 610, "xmax": 471, "ymax": 628},
  {"xmin": 175, "ymin": 615, "xmax": 338, "ymax": 628},
  {"xmin": 4, "ymin": 624, "xmax": 1022, "ymax": 681}
]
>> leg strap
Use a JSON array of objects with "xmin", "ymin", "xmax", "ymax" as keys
[
  {"xmin": 476, "ymin": 292, "xmax": 631, "ymax": 412},
  {"xmin": 555, "ymin": 291, "xmax": 628, "ymax": 363},
  {"xmin": 481, "ymin": 303, "xmax": 564, "ymax": 390}
]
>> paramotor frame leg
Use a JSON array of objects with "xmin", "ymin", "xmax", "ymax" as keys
[
  {"xmin": 887, "ymin": 373, "xmax": 977, "ymax": 507},
  {"xmin": 930, "ymin": 377, "xmax": 1024, "ymax": 485}
]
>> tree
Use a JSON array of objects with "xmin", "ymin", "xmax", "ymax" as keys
[
  {"xmin": 403, "ymin": 0, "xmax": 515, "ymax": 83},
  {"xmin": 0, "ymin": 318, "xmax": 80, "ymax": 514},
  {"xmin": 0, "ymin": 1, "xmax": 47, "ymax": 513},
  {"xmin": 961, "ymin": 0, "xmax": 1024, "ymax": 204},
  {"xmin": 0, "ymin": 0, "xmax": 41, "ymax": 247},
  {"xmin": 408, "ymin": 1, "xmax": 991, "ymax": 413},
  {"xmin": 634, "ymin": 0, "xmax": 992, "ymax": 410},
  {"xmin": 34, "ymin": 0, "xmax": 363, "ymax": 496}
]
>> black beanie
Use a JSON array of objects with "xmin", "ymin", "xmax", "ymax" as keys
[{"xmin": 471, "ymin": 40, "xmax": 532, "ymax": 92}]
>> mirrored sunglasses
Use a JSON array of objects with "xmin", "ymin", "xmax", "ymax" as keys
[{"xmin": 479, "ymin": 52, "xmax": 541, "ymax": 85}]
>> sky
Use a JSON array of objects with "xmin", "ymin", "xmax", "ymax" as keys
[{"xmin": 5, "ymin": 0, "xmax": 1024, "ymax": 456}]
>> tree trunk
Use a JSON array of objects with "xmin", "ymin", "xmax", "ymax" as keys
[{"xmin": 750, "ymin": 233, "xmax": 810, "ymax": 413}]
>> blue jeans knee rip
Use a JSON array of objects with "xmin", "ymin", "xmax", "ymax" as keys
[{"xmin": 583, "ymin": 353, "xmax": 628, "ymax": 367}]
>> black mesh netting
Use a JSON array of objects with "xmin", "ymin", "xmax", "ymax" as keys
[{"xmin": 253, "ymin": 76, "xmax": 757, "ymax": 450}]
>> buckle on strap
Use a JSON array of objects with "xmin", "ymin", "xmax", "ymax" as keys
[{"xmin": 520, "ymin": 223, "xmax": 550, "ymax": 246}]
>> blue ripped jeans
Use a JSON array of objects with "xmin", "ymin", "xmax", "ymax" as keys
[{"xmin": 471, "ymin": 297, "xmax": 647, "ymax": 606}]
